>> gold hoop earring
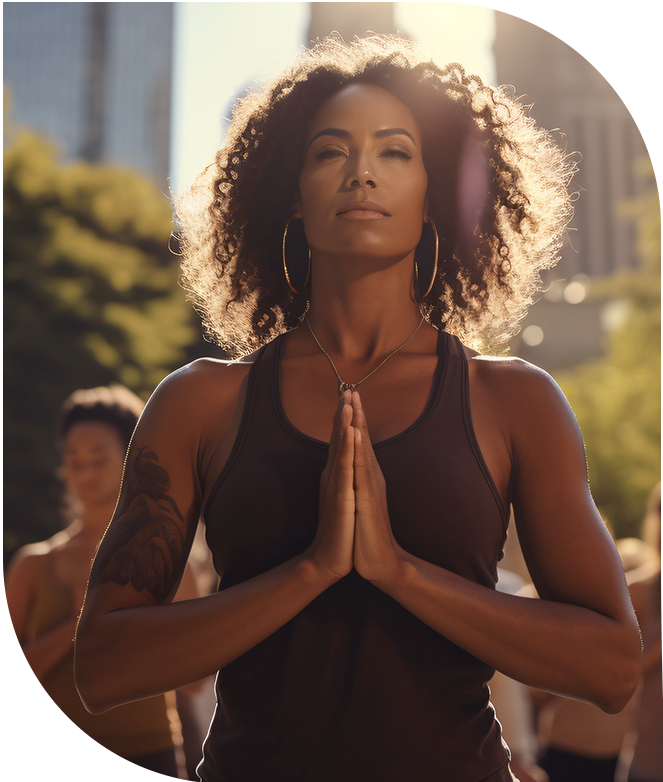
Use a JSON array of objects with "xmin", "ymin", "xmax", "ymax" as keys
[
  {"xmin": 414, "ymin": 216, "xmax": 439, "ymax": 299},
  {"xmin": 282, "ymin": 216, "xmax": 311, "ymax": 295}
]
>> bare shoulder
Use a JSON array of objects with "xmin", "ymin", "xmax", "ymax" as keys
[
  {"xmin": 5, "ymin": 530, "xmax": 71, "ymax": 584},
  {"xmin": 467, "ymin": 350, "xmax": 571, "ymax": 413},
  {"xmin": 151, "ymin": 356, "xmax": 254, "ymax": 408},
  {"xmin": 463, "ymin": 348, "xmax": 582, "ymax": 471},
  {"xmin": 466, "ymin": 346, "xmax": 553, "ymax": 384},
  {"xmin": 139, "ymin": 355, "xmax": 255, "ymax": 439},
  {"xmin": 9, "ymin": 529, "xmax": 72, "ymax": 564}
]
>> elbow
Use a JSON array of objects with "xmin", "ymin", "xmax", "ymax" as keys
[
  {"xmin": 599, "ymin": 679, "xmax": 639, "ymax": 715},
  {"xmin": 73, "ymin": 634, "xmax": 124, "ymax": 715},
  {"xmin": 599, "ymin": 660, "xmax": 641, "ymax": 715},
  {"xmin": 73, "ymin": 653, "xmax": 115, "ymax": 715},
  {"xmin": 596, "ymin": 624, "xmax": 643, "ymax": 714},
  {"xmin": 78, "ymin": 692, "xmax": 111, "ymax": 717}
]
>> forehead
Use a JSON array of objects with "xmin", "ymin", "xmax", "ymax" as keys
[
  {"xmin": 306, "ymin": 83, "xmax": 421, "ymax": 143},
  {"xmin": 64, "ymin": 420, "xmax": 122, "ymax": 452}
]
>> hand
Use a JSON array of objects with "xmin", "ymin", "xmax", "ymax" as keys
[
  {"xmin": 307, "ymin": 391, "xmax": 356, "ymax": 581},
  {"xmin": 351, "ymin": 392, "xmax": 404, "ymax": 585}
]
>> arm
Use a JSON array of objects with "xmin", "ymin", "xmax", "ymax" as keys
[
  {"xmin": 5, "ymin": 546, "xmax": 79, "ymax": 681},
  {"xmin": 74, "ymin": 365, "xmax": 356, "ymax": 714},
  {"xmin": 351, "ymin": 363, "xmax": 642, "ymax": 713}
]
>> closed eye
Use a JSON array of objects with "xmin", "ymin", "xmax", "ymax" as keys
[
  {"xmin": 314, "ymin": 148, "xmax": 346, "ymax": 161},
  {"xmin": 380, "ymin": 148, "xmax": 412, "ymax": 160}
]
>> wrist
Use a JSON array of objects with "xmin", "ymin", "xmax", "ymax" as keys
[
  {"xmin": 298, "ymin": 552, "xmax": 345, "ymax": 591},
  {"xmin": 366, "ymin": 548, "xmax": 413, "ymax": 593}
]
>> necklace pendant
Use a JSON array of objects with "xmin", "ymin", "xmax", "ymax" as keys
[{"xmin": 306, "ymin": 315, "xmax": 425, "ymax": 400}]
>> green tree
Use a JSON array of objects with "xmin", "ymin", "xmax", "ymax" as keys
[
  {"xmin": 554, "ymin": 160, "xmax": 661, "ymax": 539},
  {"xmin": 4, "ymin": 120, "xmax": 199, "ymax": 557}
]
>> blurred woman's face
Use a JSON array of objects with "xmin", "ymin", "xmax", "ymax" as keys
[
  {"xmin": 62, "ymin": 421, "xmax": 126, "ymax": 510},
  {"xmin": 298, "ymin": 83, "xmax": 428, "ymax": 268}
]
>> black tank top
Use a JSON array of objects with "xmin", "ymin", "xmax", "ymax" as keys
[{"xmin": 199, "ymin": 329, "xmax": 512, "ymax": 782}]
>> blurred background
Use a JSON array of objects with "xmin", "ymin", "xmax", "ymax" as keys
[{"xmin": 3, "ymin": 1, "xmax": 659, "ymax": 553}]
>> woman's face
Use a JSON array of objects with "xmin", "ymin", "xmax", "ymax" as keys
[
  {"xmin": 62, "ymin": 421, "xmax": 126, "ymax": 510},
  {"xmin": 298, "ymin": 83, "xmax": 428, "ymax": 267}
]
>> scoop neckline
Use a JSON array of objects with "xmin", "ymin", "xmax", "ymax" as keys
[{"xmin": 272, "ymin": 328, "xmax": 449, "ymax": 450}]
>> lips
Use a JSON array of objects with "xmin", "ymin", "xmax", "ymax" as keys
[{"xmin": 337, "ymin": 200, "xmax": 391, "ymax": 219}]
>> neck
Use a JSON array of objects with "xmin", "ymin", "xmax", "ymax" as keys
[
  {"xmin": 76, "ymin": 502, "xmax": 116, "ymax": 541},
  {"xmin": 306, "ymin": 251, "xmax": 422, "ymax": 361}
]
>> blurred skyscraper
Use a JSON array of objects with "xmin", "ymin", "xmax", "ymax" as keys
[
  {"xmin": 493, "ymin": 12, "xmax": 649, "ymax": 280},
  {"xmin": 3, "ymin": 2, "xmax": 173, "ymax": 191},
  {"xmin": 492, "ymin": 13, "xmax": 652, "ymax": 370},
  {"xmin": 308, "ymin": 2, "xmax": 399, "ymax": 42}
]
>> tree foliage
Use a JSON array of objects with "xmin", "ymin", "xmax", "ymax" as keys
[
  {"xmin": 554, "ymin": 161, "xmax": 661, "ymax": 539},
  {"xmin": 4, "ymin": 119, "xmax": 199, "ymax": 556}
]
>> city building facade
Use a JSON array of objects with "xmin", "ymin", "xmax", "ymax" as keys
[{"xmin": 4, "ymin": 2, "xmax": 173, "ymax": 191}]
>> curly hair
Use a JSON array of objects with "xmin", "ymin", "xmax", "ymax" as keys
[
  {"xmin": 176, "ymin": 35, "xmax": 576, "ymax": 358},
  {"xmin": 58, "ymin": 384, "xmax": 145, "ymax": 452}
]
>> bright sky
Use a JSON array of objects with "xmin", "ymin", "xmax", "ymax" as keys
[
  {"xmin": 169, "ymin": 0, "xmax": 660, "ymax": 196},
  {"xmin": 170, "ymin": 2, "xmax": 496, "ymax": 193}
]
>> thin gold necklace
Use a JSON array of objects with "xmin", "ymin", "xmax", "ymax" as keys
[{"xmin": 306, "ymin": 315, "xmax": 425, "ymax": 396}]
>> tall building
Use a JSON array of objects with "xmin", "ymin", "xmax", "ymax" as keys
[
  {"xmin": 307, "ymin": 2, "xmax": 399, "ymax": 43},
  {"xmin": 493, "ymin": 12, "xmax": 649, "ymax": 281},
  {"xmin": 3, "ymin": 2, "xmax": 173, "ymax": 191},
  {"xmin": 492, "ymin": 13, "xmax": 652, "ymax": 370}
]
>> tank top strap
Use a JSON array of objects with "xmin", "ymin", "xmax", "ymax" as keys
[
  {"xmin": 203, "ymin": 341, "xmax": 276, "ymax": 520},
  {"xmin": 453, "ymin": 337, "xmax": 510, "ymax": 529}
]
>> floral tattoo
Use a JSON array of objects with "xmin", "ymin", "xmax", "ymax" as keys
[{"xmin": 90, "ymin": 447, "xmax": 188, "ymax": 602}]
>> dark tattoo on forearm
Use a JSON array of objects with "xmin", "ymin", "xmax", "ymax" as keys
[{"xmin": 90, "ymin": 447, "xmax": 188, "ymax": 602}]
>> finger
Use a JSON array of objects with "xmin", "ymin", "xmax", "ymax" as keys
[
  {"xmin": 352, "ymin": 400, "xmax": 387, "ymax": 511},
  {"xmin": 351, "ymin": 391, "xmax": 374, "ymax": 455},
  {"xmin": 353, "ymin": 427, "xmax": 368, "ymax": 494},
  {"xmin": 354, "ymin": 427, "xmax": 389, "ymax": 536},
  {"xmin": 325, "ymin": 422, "xmax": 355, "ymax": 521},
  {"xmin": 328, "ymin": 390, "xmax": 353, "ymax": 463},
  {"xmin": 353, "ymin": 427, "xmax": 376, "ymax": 522},
  {"xmin": 337, "ymin": 423, "xmax": 355, "ymax": 483},
  {"xmin": 329, "ymin": 409, "xmax": 355, "ymax": 496}
]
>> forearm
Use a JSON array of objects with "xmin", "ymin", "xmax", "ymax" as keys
[
  {"xmin": 22, "ymin": 617, "xmax": 79, "ymax": 680},
  {"xmin": 75, "ymin": 553, "xmax": 336, "ymax": 714},
  {"xmin": 378, "ymin": 553, "xmax": 641, "ymax": 713}
]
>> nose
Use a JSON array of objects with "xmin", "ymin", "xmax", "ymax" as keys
[{"xmin": 350, "ymin": 176, "xmax": 376, "ymax": 189}]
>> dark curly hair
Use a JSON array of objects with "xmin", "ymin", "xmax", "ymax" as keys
[
  {"xmin": 58, "ymin": 384, "xmax": 145, "ymax": 452},
  {"xmin": 176, "ymin": 35, "xmax": 575, "ymax": 358}
]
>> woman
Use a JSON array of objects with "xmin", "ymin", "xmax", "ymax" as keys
[
  {"xmin": 622, "ymin": 484, "xmax": 662, "ymax": 782},
  {"xmin": 525, "ymin": 537, "xmax": 655, "ymax": 782},
  {"xmin": 74, "ymin": 37, "xmax": 641, "ymax": 781},
  {"xmin": 6, "ymin": 385, "xmax": 195, "ymax": 777}
]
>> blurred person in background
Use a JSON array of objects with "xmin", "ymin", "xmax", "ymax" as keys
[
  {"xmin": 175, "ymin": 523, "xmax": 220, "ymax": 779},
  {"xmin": 5, "ymin": 384, "xmax": 200, "ymax": 778},
  {"xmin": 528, "ymin": 535, "xmax": 657, "ymax": 782},
  {"xmin": 491, "ymin": 566, "xmax": 549, "ymax": 782},
  {"xmin": 620, "ymin": 483, "xmax": 662, "ymax": 782},
  {"xmin": 74, "ymin": 37, "xmax": 641, "ymax": 782}
]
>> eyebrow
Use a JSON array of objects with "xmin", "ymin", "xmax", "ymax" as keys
[{"xmin": 308, "ymin": 127, "xmax": 417, "ymax": 146}]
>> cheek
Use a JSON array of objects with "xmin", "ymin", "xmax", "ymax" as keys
[
  {"xmin": 411, "ymin": 164, "xmax": 429, "ymax": 208},
  {"xmin": 297, "ymin": 172, "xmax": 326, "ymax": 217},
  {"xmin": 403, "ymin": 170, "xmax": 428, "ymax": 228}
]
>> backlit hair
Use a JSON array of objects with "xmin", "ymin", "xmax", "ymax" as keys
[{"xmin": 176, "ymin": 35, "xmax": 575, "ymax": 358}]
